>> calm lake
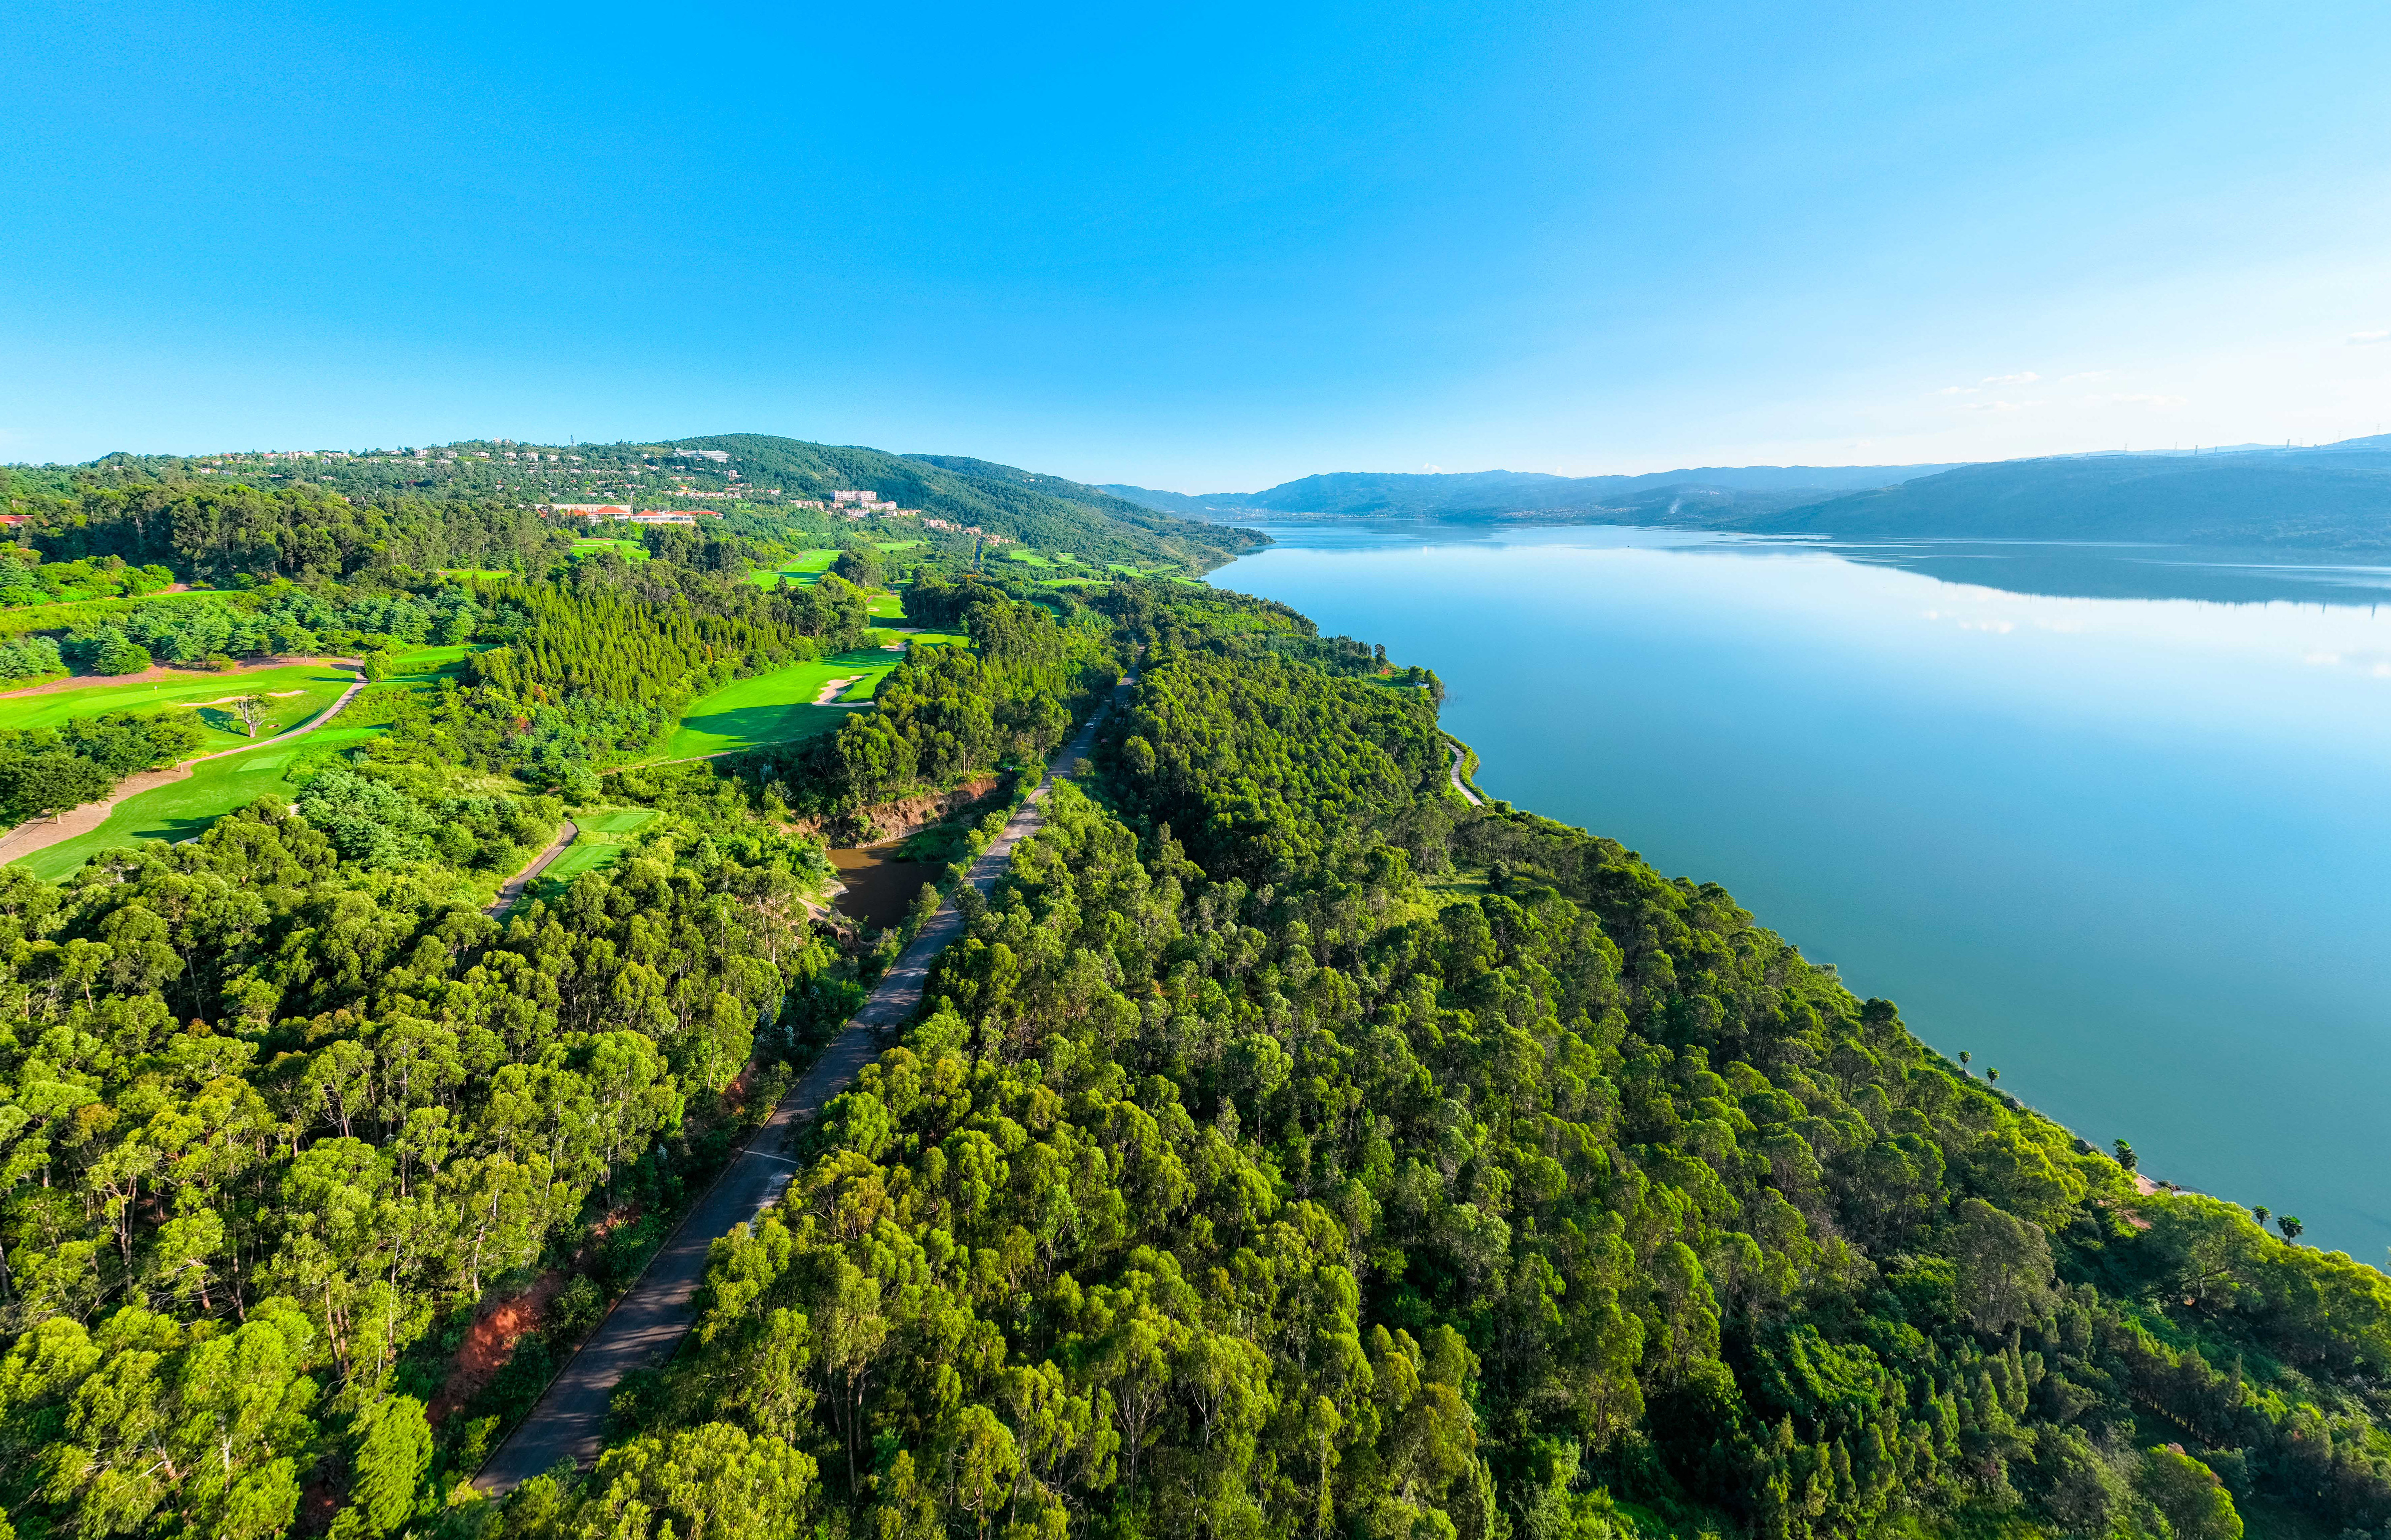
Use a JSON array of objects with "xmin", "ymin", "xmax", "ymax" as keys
[{"xmin": 1214, "ymin": 523, "xmax": 2391, "ymax": 1261}]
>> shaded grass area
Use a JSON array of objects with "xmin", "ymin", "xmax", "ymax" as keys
[
  {"xmin": 385, "ymin": 644, "xmax": 483, "ymax": 684},
  {"xmin": 531, "ymin": 807, "xmax": 660, "ymax": 898},
  {"xmin": 646, "ymin": 649, "xmax": 904, "ymax": 762},
  {"xmin": 744, "ymin": 549, "xmax": 842, "ymax": 587},
  {"xmin": 0, "ymin": 663, "xmax": 356, "ymax": 752}
]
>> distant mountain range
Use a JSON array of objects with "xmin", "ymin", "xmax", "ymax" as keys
[
  {"xmin": 1100, "ymin": 461, "xmax": 1965, "ymax": 521},
  {"xmin": 1105, "ymin": 434, "xmax": 2391, "ymax": 551}
]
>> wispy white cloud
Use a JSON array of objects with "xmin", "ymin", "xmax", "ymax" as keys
[
  {"xmin": 2351, "ymin": 329, "xmax": 2390, "ymax": 346},
  {"xmin": 1982, "ymin": 370, "xmax": 2041, "ymax": 385},
  {"xmin": 1421, "ymin": 463, "xmax": 1443, "ymax": 472},
  {"xmin": 1933, "ymin": 385, "xmax": 1977, "ymax": 397},
  {"xmin": 2060, "ymin": 369, "xmax": 2114, "ymax": 383},
  {"xmin": 1962, "ymin": 399, "xmax": 2044, "ymax": 412},
  {"xmin": 2085, "ymin": 392, "xmax": 2188, "ymax": 407}
]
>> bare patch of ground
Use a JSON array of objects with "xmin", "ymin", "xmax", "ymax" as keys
[{"xmin": 426, "ymin": 1271, "xmax": 570, "ymax": 1427}]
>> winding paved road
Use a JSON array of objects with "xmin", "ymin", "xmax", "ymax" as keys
[
  {"xmin": 473, "ymin": 674, "xmax": 1131, "ymax": 1492},
  {"xmin": 1448, "ymin": 741, "xmax": 1483, "ymax": 806}
]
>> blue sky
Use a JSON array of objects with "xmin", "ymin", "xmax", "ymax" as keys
[{"xmin": 5, "ymin": 0, "xmax": 2387, "ymax": 487}]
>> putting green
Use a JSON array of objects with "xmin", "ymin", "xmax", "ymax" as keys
[
  {"xmin": 647, "ymin": 650, "xmax": 907, "ymax": 762},
  {"xmin": 0, "ymin": 664, "xmax": 358, "ymax": 754}
]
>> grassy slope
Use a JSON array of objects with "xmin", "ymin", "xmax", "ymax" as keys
[
  {"xmin": 0, "ymin": 590, "xmax": 254, "ymax": 638},
  {"xmin": 570, "ymin": 538, "xmax": 649, "ymax": 561},
  {"xmin": 0, "ymin": 663, "xmax": 356, "ymax": 752},
  {"xmin": 645, "ymin": 649, "xmax": 902, "ymax": 762},
  {"xmin": 744, "ymin": 549, "xmax": 842, "ymax": 587}
]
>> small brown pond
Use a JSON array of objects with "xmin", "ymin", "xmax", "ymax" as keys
[{"xmin": 828, "ymin": 843, "xmax": 941, "ymax": 930}]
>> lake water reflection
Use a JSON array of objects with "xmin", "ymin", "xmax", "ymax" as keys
[{"xmin": 1214, "ymin": 522, "xmax": 2391, "ymax": 1261}]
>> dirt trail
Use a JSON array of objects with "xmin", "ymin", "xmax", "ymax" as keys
[
  {"xmin": 0, "ymin": 671, "xmax": 370, "ymax": 865},
  {"xmin": 473, "ymin": 672, "xmax": 1134, "ymax": 1492}
]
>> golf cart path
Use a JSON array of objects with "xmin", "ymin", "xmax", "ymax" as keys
[
  {"xmin": 487, "ymin": 820, "xmax": 581, "ymax": 916},
  {"xmin": 0, "ymin": 670, "xmax": 370, "ymax": 864},
  {"xmin": 472, "ymin": 672, "xmax": 1132, "ymax": 1493}
]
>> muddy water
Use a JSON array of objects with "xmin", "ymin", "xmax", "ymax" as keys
[{"xmin": 827, "ymin": 843, "xmax": 940, "ymax": 930}]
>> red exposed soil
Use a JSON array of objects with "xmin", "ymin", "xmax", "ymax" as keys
[
  {"xmin": 426, "ymin": 1271, "xmax": 568, "ymax": 1426},
  {"xmin": 789, "ymin": 774, "xmax": 1002, "ymax": 844}
]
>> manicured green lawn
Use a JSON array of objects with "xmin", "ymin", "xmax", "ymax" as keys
[
  {"xmin": 532, "ymin": 807, "xmax": 659, "ymax": 897},
  {"xmin": 0, "ymin": 663, "xmax": 357, "ymax": 753},
  {"xmin": 647, "ymin": 650, "xmax": 903, "ymax": 761},
  {"xmin": 745, "ymin": 550, "xmax": 842, "ymax": 587},
  {"xmin": 14, "ymin": 721, "xmax": 382, "ymax": 881}
]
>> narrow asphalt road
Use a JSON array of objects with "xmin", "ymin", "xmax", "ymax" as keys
[
  {"xmin": 473, "ymin": 674, "xmax": 1131, "ymax": 1493},
  {"xmin": 1448, "ymin": 741, "xmax": 1483, "ymax": 806},
  {"xmin": 487, "ymin": 820, "xmax": 580, "ymax": 916}
]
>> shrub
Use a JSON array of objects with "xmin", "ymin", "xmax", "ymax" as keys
[{"xmin": 92, "ymin": 638, "xmax": 151, "ymax": 674}]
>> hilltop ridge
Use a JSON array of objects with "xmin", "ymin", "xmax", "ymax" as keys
[{"xmin": 11, "ymin": 432, "xmax": 1265, "ymax": 574}]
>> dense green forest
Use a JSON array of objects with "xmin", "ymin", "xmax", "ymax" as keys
[
  {"xmin": 0, "ymin": 478, "xmax": 2385, "ymax": 1540},
  {"xmin": 557, "ymin": 584, "xmax": 2391, "ymax": 1540}
]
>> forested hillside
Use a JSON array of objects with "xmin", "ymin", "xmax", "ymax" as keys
[
  {"xmin": 1097, "ymin": 462, "xmax": 1965, "ymax": 523},
  {"xmin": 557, "ymin": 583, "xmax": 2391, "ymax": 1540},
  {"xmin": 8, "ymin": 432, "xmax": 1266, "ymax": 577},
  {"xmin": 1749, "ymin": 443, "xmax": 2391, "ymax": 551}
]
